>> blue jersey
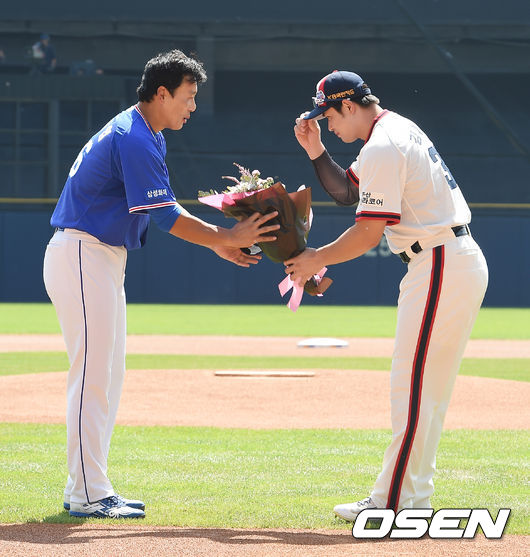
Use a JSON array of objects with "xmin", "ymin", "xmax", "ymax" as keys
[{"xmin": 51, "ymin": 105, "xmax": 182, "ymax": 250}]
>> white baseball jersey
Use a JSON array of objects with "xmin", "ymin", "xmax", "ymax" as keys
[
  {"xmin": 338, "ymin": 109, "xmax": 488, "ymax": 513},
  {"xmin": 348, "ymin": 110, "xmax": 471, "ymax": 255}
]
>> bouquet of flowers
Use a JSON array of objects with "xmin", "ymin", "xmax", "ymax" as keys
[{"xmin": 198, "ymin": 163, "xmax": 332, "ymax": 311}]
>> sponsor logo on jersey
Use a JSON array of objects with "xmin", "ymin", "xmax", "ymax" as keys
[
  {"xmin": 361, "ymin": 191, "xmax": 384, "ymax": 207},
  {"xmin": 145, "ymin": 187, "xmax": 169, "ymax": 200}
]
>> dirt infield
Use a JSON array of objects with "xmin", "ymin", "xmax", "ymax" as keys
[
  {"xmin": 0, "ymin": 524, "xmax": 527, "ymax": 557},
  {"xmin": 1, "ymin": 334, "xmax": 528, "ymax": 429},
  {"xmin": 1, "ymin": 334, "xmax": 529, "ymax": 359},
  {"xmin": 1, "ymin": 334, "xmax": 528, "ymax": 556}
]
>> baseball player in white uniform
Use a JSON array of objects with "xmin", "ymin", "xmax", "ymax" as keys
[
  {"xmin": 285, "ymin": 70, "xmax": 488, "ymax": 520},
  {"xmin": 43, "ymin": 50, "xmax": 279, "ymax": 519}
]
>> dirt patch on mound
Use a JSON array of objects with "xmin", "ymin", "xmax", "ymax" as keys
[{"xmin": 0, "ymin": 368, "xmax": 528, "ymax": 429}]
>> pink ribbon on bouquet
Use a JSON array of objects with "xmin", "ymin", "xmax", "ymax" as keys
[{"xmin": 278, "ymin": 267, "xmax": 328, "ymax": 312}]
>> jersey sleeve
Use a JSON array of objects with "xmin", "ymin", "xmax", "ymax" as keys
[
  {"xmin": 117, "ymin": 131, "xmax": 179, "ymax": 214},
  {"xmin": 346, "ymin": 159, "xmax": 360, "ymax": 189},
  {"xmin": 355, "ymin": 139, "xmax": 403, "ymax": 226},
  {"xmin": 311, "ymin": 150, "xmax": 359, "ymax": 206}
]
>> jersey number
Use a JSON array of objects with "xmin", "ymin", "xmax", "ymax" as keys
[
  {"xmin": 68, "ymin": 125, "xmax": 111, "ymax": 178},
  {"xmin": 69, "ymin": 139, "xmax": 93, "ymax": 178},
  {"xmin": 428, "ymin": 146, "xmax": 457, "ymax": 190}
]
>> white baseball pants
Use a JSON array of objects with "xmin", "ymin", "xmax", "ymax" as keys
[
  {"xmin": 370, "ymin": 234, "xmax": 488, "ymax": 510},
  {"xmin": 43, "ymin": 228, "xmax": 127, "ymax": 505}
]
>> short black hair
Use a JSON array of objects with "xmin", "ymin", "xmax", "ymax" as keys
[
  {"xmin": 328, "ymin": 93, "xmax": 380, "ymax": 114},
  {"xmin": 355, "ymin": 93, "xmax": 380, "ymax": 106},
  {"xmin": 136, "ymin": 49, "xmax": 207, "ymax": 102}
]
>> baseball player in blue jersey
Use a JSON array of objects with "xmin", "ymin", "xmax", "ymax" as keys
[
  {"xmin": 43, "ymin": 50, "xmax": 279, "ymax": 519},
  {"xmin": 286, "ymin": 70, "xmax": 488, "ymax": 522}
]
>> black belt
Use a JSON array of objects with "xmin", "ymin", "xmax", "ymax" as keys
[
  {"xmin": 55, "ymin": 227, "xmax": 64, "ymax": 232},
  {"xmin": 398, "ymin": 224, "xmax": 470, "ymax": 264}
]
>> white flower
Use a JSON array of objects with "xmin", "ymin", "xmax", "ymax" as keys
[{"xmin": 199, "ymin": 163, "xmax": 275, "ymax": 197}]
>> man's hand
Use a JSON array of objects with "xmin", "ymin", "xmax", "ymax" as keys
[
  {"xmin": 228, "ymin": 211, "xmax": 280, "ymax": 248},
  {"xmin": 212, "ymin": 246, "xmax": 262, "ymax": 267},
  {"xmin": 294, "ymin": 112, "xmax": 325, "ymax": 160},
  {"xmin": 169, "ymin": 210, "xmax": 279, "ymax": 249},
  {"xmin": 284, "ymin": 247, "xmax": 323, "ymax": 286},
  {"xmin": 284, "ymin": 220, "xmax": 386, "ymax": 281}
]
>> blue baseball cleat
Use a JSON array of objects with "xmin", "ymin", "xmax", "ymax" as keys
[{"xmin": 68, "ymin": 495, "xmax": 145, "ymax": 518}]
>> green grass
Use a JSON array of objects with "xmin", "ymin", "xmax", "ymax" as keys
[
  {"xmin": 1, "ymin": 304, "xmax": 529, "ymax": 338},
  {"xmin": 0, "ymin": 303, "xmax": 527, "ymax": 534},
  {"xmin": 0, "ymin": 352, "xmax": 528, "ymax": 382},
  {"xmin": 0, "ymin": 424, "xmax": 527, "ymax": 533}
]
